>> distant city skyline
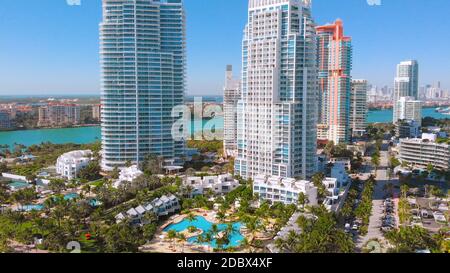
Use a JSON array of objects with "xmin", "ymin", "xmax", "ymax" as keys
[{"xmin": 0, "ymin": 0, "xmax": 450, "ymax": 96}]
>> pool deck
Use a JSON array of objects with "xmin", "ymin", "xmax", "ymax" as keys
[{"xmin": 141, "ymin": 208, "xmax": 247, "ymax": 253}]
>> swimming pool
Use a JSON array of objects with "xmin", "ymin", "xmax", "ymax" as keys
[
  {"xmin": 163, "ymin": 216, "xmax": 244, "ymax": 249},
  {"xmin": 64, "ymin": 193, "xmax": 79, "ymax": 200},
  {"xmin": 8, "ymin": 181, "xmax": 31, "ymax": 190},
  {"xmin": 19, "ymin": 204, "xmax": 44, "ymax": 212},
  {"xmin": 88, "ymin": 198, "xmax": 101, "ymax": 207}
]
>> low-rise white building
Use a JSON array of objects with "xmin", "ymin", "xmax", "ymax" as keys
[
  {"xmin": 113, "ymin": 165, "xmax": 143, "ymax": 188},
  {"xmin": 253, "ymin": 175, "xmax": 318, "ymax": 206},
  {"xmin": 184, "ymin": 174, "xmax": 240, "ymax": 196},
  {"xmin": 399, "ymin": 134, "xmax": 450, "ymax": 171},
  {"xmin": 56, "ymin": 150, "xmax": 92, "ymax": 180},
  {"xmin": 115, "ymin": 194, "xmax": 180, "ymax": 225}
]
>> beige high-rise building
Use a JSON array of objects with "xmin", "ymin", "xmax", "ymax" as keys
[
  {"xmin": 350, "ymin": 79, "xmax": 368, "ymax": 137},
  {"xmin": 38, "ymin": 104, "xmax": 80, "ymax": 127}
]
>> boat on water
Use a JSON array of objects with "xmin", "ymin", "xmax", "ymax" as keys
[{"xmin": 436, "ymin": 107, "xmax": 450, "ymax": 114}]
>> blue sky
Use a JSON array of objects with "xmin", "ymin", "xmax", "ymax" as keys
[{"xmin": 0, "ymin": 0, "xmax": 449, "ymax": 96}]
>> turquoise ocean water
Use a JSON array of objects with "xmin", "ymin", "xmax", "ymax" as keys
[{"xmin": 0, "ymin": 108, "xmax": 448, "ymax": 148}]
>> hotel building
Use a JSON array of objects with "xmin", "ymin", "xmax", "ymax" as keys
[
  {"xmin": 235, "ymin": 0, "xmax": 319, "ymax": 180},
  {"xmin": 317, "ymin": 19, "xmax": 352, "ymax": 144},
  {"xmin": 100, "ymin": 0, "xmax": 186, "ymax": 170},
  {"xmin": 253, "ymin": 175, "xmax": 318, "ymax": 206}
]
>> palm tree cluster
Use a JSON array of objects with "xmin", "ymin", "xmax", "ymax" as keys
[
  {"xmin": 275, "ymin": 206, "xmax": 354, "ymax": 253},
  {"xmin": 353, "ymin": 175, "xmax": 376, "ymax": 235}
]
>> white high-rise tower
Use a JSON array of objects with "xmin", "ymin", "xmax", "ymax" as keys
[
  {"xmin": 393, "ymin": 60, "xmax": 419, "ymax": 123},
  {"xmin": 235, "ymin": 0, "xmax": 318, "ymax": 179}
]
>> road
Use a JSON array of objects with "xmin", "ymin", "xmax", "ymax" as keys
[{"xmin": 356, "ymin": 142, "xmax": 399, "ymax": 251}]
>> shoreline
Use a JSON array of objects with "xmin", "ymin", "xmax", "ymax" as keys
[{"xmin": 0, "ymin": 124, "xmax": 101, "ymax": 134}]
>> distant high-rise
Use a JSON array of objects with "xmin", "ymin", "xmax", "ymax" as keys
[
  {"xmin": 38, "ymin": 104, "xmax": 80, "ymax": 127},
  {"xmin": 223, "ymin": 65, "xmax": 241, "ymax": 158},
  {"xmin": 235, "ymin": 0, "xmax": 318, "ymax": 180},
  {"xmin": 100, "ymin": 0, "xmax": 186, "ymax": 170},
  {"xmin": 350, "ymin": 80, "xmax": 368, "ymax": 137},
  {"xmin": 317, "ymin": 19, "xmax": 352, "ymax": 144},
  {"xmin": 393, "ymin": 60, "xmax": 419, "ymax": 123},
  {"xmin": 393, "ymin": 96, "xmax": 422, "ymax": 126}
]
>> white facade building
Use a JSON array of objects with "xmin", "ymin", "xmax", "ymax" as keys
[
  {"xmin": 184, "ymin": 174, "xmax": 240, "ymax": 196},
  {"xmin": 56, "ymin": 150, "xmax": 92, "ymax": 180},
  {"xmin": 253, "ymin": 175, "xmax": 318, "ymax": 206},
  {"xmin": 393, "ymin": 96, "xmax": 422, "ymax": 125},
  {"xmin": 113, "ymin": 165, "xmax": 143, "ymax": 188},
  {"xmin": 235, "ymin": 0, "xmax": 318, "ymax": 180},
  {"xmin": 115, "ymin": 194, "xmax": 180, "ymax": 224},
  {"xmin": 393, "ymin": 60, "xmax": 419, "ymax": 123},
  {"xmin": 399, "ymin": 134, "xmax": 450, "ymax": 171},
  {"xmin": 223, "ymin": 65, "xmax": 241, "ymax": 158}
]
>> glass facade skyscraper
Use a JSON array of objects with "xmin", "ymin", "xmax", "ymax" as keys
[
  {"xmin": 100, "ymin": 0, "xmax": 186, "ymax": 170},
  {"xmin": 235, "ymin": 0, "xmax": 318, "ymax": 180}
]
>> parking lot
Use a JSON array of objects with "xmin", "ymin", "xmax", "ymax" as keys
[
  {"xmin": 408, "ymin": 197, "xmax": 449, "ymax": 233},
  {"xmin": 379, "ymin": 198, "xmax": 398, "ymax": 233}
]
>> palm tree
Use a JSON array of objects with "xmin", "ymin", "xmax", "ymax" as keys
[
  {"xmin": 167, "ymin": 230, "xmax": 178, "ymax": 250},
  {"xmin": 142, "ymin": 212, "xmax": 157, "ymax": 225},
  {"xmin": 297, "ymin": 192, "xmax": 308, "ymax": 211},
  {"xmin": 311, "ymin": 173, "xmax": 327, "ymax": 199},
  {"xmin": 383, "ymin": 183, "xmax": 394, "ymax": 198},
  {"xmin": 216, "ymin": 210, "xmax": 227, "ymax": 222},
  {"xmin": 211, "ymin": 224, "xmax": 219, "ymax": 236},
  {"xmin": 285, "ymin": 230, "xmax": 298, "ymax": 251},
  {"xmin": 186, "ymin": 213, "xmax": 196, "ymax": 222},
  {"xmin": 400, "ymin": 184, "xmax": 409, "ymax": 199},
  {"xmin": 274, "ymin": 238, "xmax": 286, "ymax": 253},
  {"xmin": 177, "ymin": 233, "xmax": 187, "ymax": 253},
  {"xmin": 424, "ymin": 184, "xmax": 430, "ymax": 198}
]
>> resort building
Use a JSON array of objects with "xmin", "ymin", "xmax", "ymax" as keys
[
  {"xmin": 235, "ymin": 0, "xmax": 319, "ymax": 180},
  {"xmin": 253, "ymin": 175, "xmax": 318, "ymax": 206},
  {"xmin": 393, "ymin": 96, "xmax": 422, "ymax": 126},
  {"xmin": 37, "ymin": 104, "xmax": 80, "ymax": 127},
  {"xmin": 113, "ymin": 165, "xmax": 143, "ymax": 188},
  {"xmin": 56, "ymin": 150, "xmax": 92, "ymax": 180},
  {"xmin": 100, "ymin": 0, "xmax": 186, "ymax": 170},
  {"xmin": 393, "ymin": 60, "xmax": 419, "ymax": 123},
  {"xmin": 115, "ymin": 194, "xmax": 180, "ymax": 225},
  {"xmin": 183, "ymin": 174, "xmax": 240, "ymax": 197},
  {"xmin": 317, "ymin": 19, "xmax": 353, "ymax": 144},
  {"xmin": 350, "ymin": 79, "xmax": 368, "ymax": 137},
  {"xmin": 223, "ymin": 65, "xmax": 241, "ymax": 158},
  {"xmin": 399, "ymin": 134, "xmax": 450, "ymax": 171}
]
